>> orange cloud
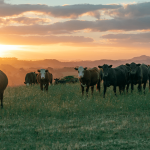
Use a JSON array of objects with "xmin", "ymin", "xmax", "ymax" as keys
[
  {"xmin": 0, "ymin": 17, "xmax": 51, "ymax": 25},
  {"xmin": 0, "ymin": 35, "xmax": 93, "ymax": 45}
]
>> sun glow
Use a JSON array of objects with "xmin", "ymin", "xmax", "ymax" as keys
[{"xmin": 0, "ymin": 45, "xmax": 23, "ymax": 57}]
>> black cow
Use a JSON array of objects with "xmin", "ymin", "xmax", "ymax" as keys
[
  {"xmin": 98, "ymin": 64, "xmax": 126, "ymax": 98},
  {"xmin": 118, "ymin": 65, "xmax": 131, "ymax": 93},
  {"xmin": 126, "ymin": 63, "xmax": 148, "ymax": 93}
]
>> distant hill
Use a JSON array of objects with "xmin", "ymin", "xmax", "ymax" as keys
[
  {"xmin": 0, "ymin": 55, "xmax": 150, "ymax": 86},
  {"xmin": 1, "ymin": 55, "xmax": 150, "ymax": 69}
]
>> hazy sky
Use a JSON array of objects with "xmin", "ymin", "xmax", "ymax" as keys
[{"xmin": 0, "ymin": 0, "xmax": 150, "ymax": 60}]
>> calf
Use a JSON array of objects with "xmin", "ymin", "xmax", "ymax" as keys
[
  {"xmin": 37, "ymin": 69, "xmax": 53, "ymax": 91},
  {"xmin": 74, "ymin": 66, "xmax": 101, "ymax": 96},
  {"xmin": 98, "ymin": 64, "xmax": 126, "ymax": 98},
  {"xmin": 0, "ymin": 70, "xmax": 8, "ymax": 108},
  {"xmin": 126, "ymin": 63, "xmax": 148, "ymax": 93}
]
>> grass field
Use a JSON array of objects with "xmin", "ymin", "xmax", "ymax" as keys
[{"xmin": 1, "ymin": 83, "xmax": 150, "ymax": 149}]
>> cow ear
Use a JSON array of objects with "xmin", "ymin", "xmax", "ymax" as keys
[
  {"xmin": 84, "ymin": 67, "xmax": 87, "ymax": 70},
  {"xmin": 136, "ymin": 64, "xmax": 141, "ymax": 66},
  {"xmin": 126, "ymin": 63, "xmax": 130, "ymax": 67},
  {"xmin": 109, "ymin": 65, "xmax": 112, "ymax": 68},
  {"xmin": 74, "ymin": 67, "xmax": 78, "ymax": 70},
  {"xmin": 45, "ymin": 70, "xmax": 48, "ymax": 72},
  {"xmin": 98, "ymin": 66, "xmax": 102, "ymax": 68},
  {"xmin": 24, "ymin": 82, "xmax": 26, "ymax": 84},
  {"xmin": 37, "ymin": 70, "xmax": 40, "ymax": 72}
]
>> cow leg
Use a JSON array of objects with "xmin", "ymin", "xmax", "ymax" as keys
[
  {"xmin": 126, "ymin": 83, "xmax": 129, "ymax": 93},
  {"xmin": 86, "ymin": 86, "xmax": 89, "ymax": 97},
  {"xmin": 113, "ymin": 85, "xmax": 117, "ymax": 96},
  {"xmin": 46, "ymin": 83, "xmax": 49, "ymax": 91},
  {"xmin": 143, "ymin": 82, "xmax": 146, "ymax": 94},
  {"xmin": 81, "ymin": 86, "xmax": 84, "ymax": 96},
  {"xmin": 40, "ymin": 83, "xmax": 43, "ymax": 91},
  {"xmin": 97, "ymin": 79, "xmax": 100, "ymax": 93},
  {"xmin": 103, "ymin": 85, "xmax": 106, "ymax": 98},
  {"xmin": 91, "ymin": 86, "xmax": 94, "ymax": 95},
  {"xmin": 122, "ymin": 85, "xmax": 125, "ymax": 94},
  {"xmin": 131, "ymin": 83, "xmax": 134, "ymax": 93},
  {"xmin": 138, "ymin": 82, "xmax": 142, "ymax": 92},
  {"xmin": 0, "ymin": 92, "xmax": 3, "ymax": 108}
]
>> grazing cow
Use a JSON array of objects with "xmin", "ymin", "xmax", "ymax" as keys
[
  {"xmin": 74, "ymin": 66, "xmax": 101, "ymax": 96},
  {"xmin": 98, "ymin": 64, "xmax": 126, "ymax": 98},
  {"xmin": 37, "ymin": 69, "xmax": 53, "ymax": 91},
  {"xmin": 24, "ymin": 72, "xmax": 36, "ymax": 86},
  {"xmin": 0, "ymin": 70, "xmax": 8, "ymax": 108},
  {"xmin": 54, "ymin": 78, "xmax": 67, "ymax": 84},
  {"xmin": 126, "ymin": 63, "xmax": 148, "ymax": 93},
  {"xmin": 69, "ymin": 78, "xmax": 78, "ymax": 83}
]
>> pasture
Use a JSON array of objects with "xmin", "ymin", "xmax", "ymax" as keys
[{"xmin": 1, "ymin": 83, "xmax": 150, "ymax": 149}]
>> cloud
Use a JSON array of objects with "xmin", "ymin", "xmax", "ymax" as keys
[
  {"xmin": 0, "ymin": 35, "xmax": 93, "ymax": 45},
  {"xmin": 0, "ymin": 17, "xmax": 51, "ymax": 25},
  {"xmin": 102, "ymin": 32, "xmax": 150, "ymax": 43},
  {"xmin": 0, "ymin": 2, "xmax": 121, "ymax": 19},
  {"xmin": 1, "ymin": 16, "xmax": 150, "ymax": 35},
  {"xmin": 105, "ymin": 2, "xmax": 150, "ymax": 19}
]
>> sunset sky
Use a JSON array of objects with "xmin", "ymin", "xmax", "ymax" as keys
[{"xmin": 0, "ymin": 0, "xmax": 150, "ymax": 61}]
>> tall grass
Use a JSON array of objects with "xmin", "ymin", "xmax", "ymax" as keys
[{"xmin": 1, "ymin": 83, "xmax": 150, "ymax": 149}]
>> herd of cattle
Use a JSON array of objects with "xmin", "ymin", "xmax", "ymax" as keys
[{"xmin": 0, "ymin": 62, "xmax": 150, "ymax": 108}]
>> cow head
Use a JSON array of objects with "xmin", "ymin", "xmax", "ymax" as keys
[
  {"xmin": 98, "ymin": 64, "xmax": 112, "ymax": 77},
  {"xmin": 126, "ymin": 62, "xmax": 141, "ymax": 75},
  {"xmin": 37, "ymin": 69, "xmax": 48, "ymax": 79},
  {"xmin": 74, "ymin": 66, "xmax": 87, "ymax": 78}
]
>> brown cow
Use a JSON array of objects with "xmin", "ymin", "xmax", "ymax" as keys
[
  {"xmin": 24, "ymin": 72, "xmax": 36, "ymax": 86},
  {"xmin": 37, "ymin": 69, "xmax": 53, "ymax": 91},
  {"xmin": 0, "ymin": 70, "xmax": 8, "ymax": 108},
  {"xmin": 74, "ymin": 66, "xmax": 101, "ymax": 96}
]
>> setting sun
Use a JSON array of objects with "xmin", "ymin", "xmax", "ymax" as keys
[
  {"xmin": 0, "ymin": 45, "xmax": 21, "ymax": 51},
  {"xmin": 0, "ymin": 45, "xmax": 23, "ymax": 57}
]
